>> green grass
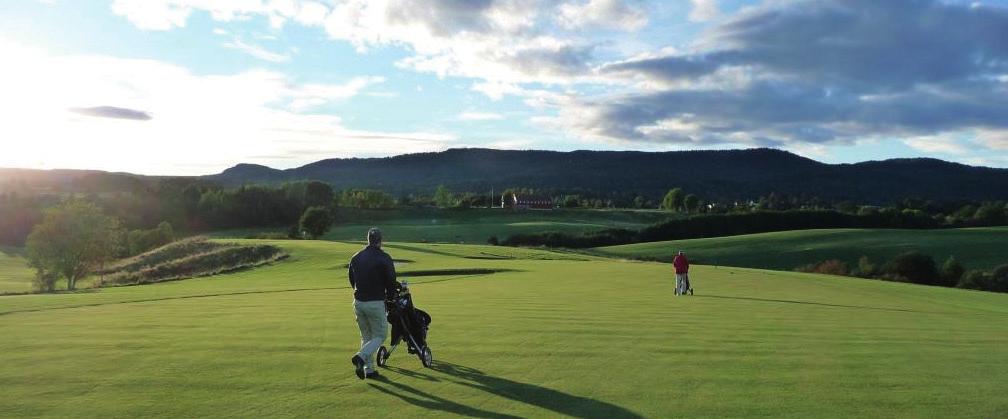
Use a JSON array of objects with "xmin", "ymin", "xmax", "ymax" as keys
[
  {"xmin": 2, "ymin": 239, "xmax": 1007, "ymax": 417},
  {"xmin": 211, "ymin": 207, "xmax": 672, "ymax": 244},
  {"xmin": 0, "ymin": 247, "xmax": 33, "ymax": 294},
  {"xmin": 595, "ymin": 227, "xmax": 1008, "ymax": 272}
]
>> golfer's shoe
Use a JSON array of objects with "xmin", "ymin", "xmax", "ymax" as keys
[
  {"xmin": 351, "ymin": 355, "xmax": 366, "ymax": 380},
  {"xmin": 365, "ymin": 371, "xmax": 381, "ymax": 380}
]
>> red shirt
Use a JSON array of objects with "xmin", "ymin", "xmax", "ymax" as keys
[{"xmin": 673, "ymin": 254, "xmax": 689, "ymax": 274}]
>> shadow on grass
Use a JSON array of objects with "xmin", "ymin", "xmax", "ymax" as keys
[
  {"xmin": 372, "ymin": 361, "xmax": 642, "ymax": 419},
  {"xmin": 398, "ymin": 268, "xmax": 518, "ymax": 277},
  {"xmin": 696, "ymin": 294, "xmax": 929, "ymax": 313}
]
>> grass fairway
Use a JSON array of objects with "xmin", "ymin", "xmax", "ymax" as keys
[
  {"xmin": 212, "ymin": 208, "xmax": 671, "ymax": 244},
  {"xmin": 2, "ymin": 240, "xmax": 1007, "ymax": 417},
  {"xmin": 595, "ymin": 227, "xmax": 1008, "ymax": 272},
  {"xmin": 0, "ymin": 247, "xmax": 33, "ymax": 294}
]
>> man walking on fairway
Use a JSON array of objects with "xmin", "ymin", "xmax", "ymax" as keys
[
  {"xmin": 673, "ymin": 250, "xmax": 692, "ymax": 295},
  {"xmin": 348, "ymin": 227, "xmax": 398, "ymax": 380}
]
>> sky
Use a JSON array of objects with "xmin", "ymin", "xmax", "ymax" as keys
[{"xmin": 1, "ymin": 0, "xmax": 1008, "ymax": 175}]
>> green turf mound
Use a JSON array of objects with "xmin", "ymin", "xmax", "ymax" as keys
[
  {"xmin": 96, "ymin": 238, "xmax": 287, "ymax": 286},
  {"xmin": 594, "ymin": 227, "xmax": 1008, "ymax": 271}
]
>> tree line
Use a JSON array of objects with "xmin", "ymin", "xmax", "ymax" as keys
[
  {"xmin": 3, "ymin": 180, "xmax": 1006, "ymax": 249},
  {"xmin": 798, "ymin": 252, "xmax": 1008, "ymax": 294}
]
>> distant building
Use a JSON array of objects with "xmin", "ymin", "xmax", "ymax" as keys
[{"xmin": 503, "ymin": 193, "xmax": 555, "ymax": 210}]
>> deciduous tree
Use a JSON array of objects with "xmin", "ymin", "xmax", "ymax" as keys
[
  {"xmin": 26, "ymin": 201, "xmax": 120, "ymax": 291},
  {"xmin": 299, "ymin": 207, "xmax": 333, "ymax": 239}
]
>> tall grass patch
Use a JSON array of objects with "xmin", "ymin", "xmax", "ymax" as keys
[{"xmin": 96, "ymin": 237, "xmax": 287, "ymax": 286}]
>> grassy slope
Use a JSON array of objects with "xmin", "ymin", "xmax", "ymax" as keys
[
  {"xmin": 595, "ymin": 227, "xmax": 1008, "ymax": 272},
  {"xmin": 211, "ymin": 208, "xmax": 671, "ymax": 244},
  {"xmin": 2, "ymin": 240, "xmax": 1007, "ymax": 417},
  {"xmin": 0, "ymin": 247, "xmax": 33, "ymax": 294}
]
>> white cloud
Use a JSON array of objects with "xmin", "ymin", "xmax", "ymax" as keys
[
  {"xmin": 0, "ymin": 40, "xmax": 451, "ymax": 175},
  {"xmin": 222, "ymin": 38, "xmax": 291, "ymax": 63},
  {"xmin": 482, "ymin": 139, "xmax": 535, "ymax": 149},
  {"xmin": 458, "ymin": 112, "xmax": 505, "ymax": 121},
  {"xmin": 110, "ymin": 0, "xmax": 606, "ymax": 87},
  {"xmin": 287, "ymin": 76, "xmax": 385, "ymax": 111},
  {"xmin": 977, "ymin": 129, "xmax": 1008, "ymax": 150},
  {"xmin": 556, "ymin": 0, "xmax": 648, "ymax": 31},
  {"xmin": 471, "ymin": 81, "xmax": 524, "ymax": 100},
  {"xmin": 689, "ymin": 0, "xmax": 720, "ymax": 22},
  {"xmin": 110, "ymin": 0, "xmax": 192, "ymax": 30},
  {"xmin": 903, "ymin": 135, "xmax": 970, "ymax": 155}
]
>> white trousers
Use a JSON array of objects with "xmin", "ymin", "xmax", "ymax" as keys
[{"xmin": 353, "ymin": 299, "xmax": 388, "ymax": 372}]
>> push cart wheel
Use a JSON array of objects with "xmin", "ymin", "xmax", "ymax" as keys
[
  {"xmin": 377, "ymin": 346, "xmax": 389, "ymax": 367},
  {"xmin": 421, "ymin": 346, "xmax": 433, "ymax": 368}
]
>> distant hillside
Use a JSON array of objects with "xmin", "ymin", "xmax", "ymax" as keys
[
  {"xmin": 206, "ymin": 148, "xmax": 1008, "ymax": 204},
  {"xmin": 3, "ymin": 149, "xmax": 1007, "ymax": 204},
  {"xmin": 0, "ymin": 168, "xmax": 154, "ymax": 194}
]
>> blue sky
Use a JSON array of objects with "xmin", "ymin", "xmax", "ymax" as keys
[{"xmin": 2, "ymin": 0, "xmax": 1007, "ymax": 175}]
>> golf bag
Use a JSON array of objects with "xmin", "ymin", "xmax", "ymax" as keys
[
  {"xmin": 675, "ymin": 273, "xmax": 693, "ymax": 295},
  {"xmin": 376, "ymin": 281, "xmax": 433, "ymax": 368}
]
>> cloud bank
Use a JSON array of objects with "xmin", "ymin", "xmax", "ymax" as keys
[
  {"xmin": 553, "ymin": 0, "xmax": 1008, "ymax": 154},
  {"xmin": 96, "ymin": 0, "xmax": 1008, "ymax": 168}
]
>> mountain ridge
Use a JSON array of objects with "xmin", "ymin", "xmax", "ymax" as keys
[
  {"xmin": 206, "ymin": 148, "xmax": 1008, "ymax": 204},
  {"xmin": 3, "ymin": 148, "xmax": 1006, "ymax": 204}
]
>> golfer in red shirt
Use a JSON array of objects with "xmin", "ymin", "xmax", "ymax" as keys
[{"xmin": 673, "ymin": 250, "xmax": 692, "ymax": 295}]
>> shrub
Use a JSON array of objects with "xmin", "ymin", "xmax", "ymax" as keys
[
  {"xmin": 126, "ymin": 221, "xmax": 175, "ymax": 256},
  {"xmin": 957, "ymin": 270, "xmax": 989, "ymax": 290},
  {"xmin": 487, "ymin": 235, "xmax": 499, "ymax": 246},
  {"xmin": 883, "ymin": 251, "xmax": 940, "ymax": 285},
  {"xmin": 857, "ymin": 255, "xmax": 878, "ymax": 277},
  {"xmin": 990, "ymin": 264, "xmax": 1008, "ymax": 293},
  {"xmin": 940, "ymin": 256, "xmax": 965, "ymax": 287},
  {"xmin": 797, "ymin": 259, "xmax": 850, "ymax": 276}
]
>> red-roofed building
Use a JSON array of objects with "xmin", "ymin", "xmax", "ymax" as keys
[{"xmin": 504, "ymin": 193, "xmax": 555, "ymax": 210}]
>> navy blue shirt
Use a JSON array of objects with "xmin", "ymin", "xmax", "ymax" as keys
[{"xmin": 348, "ymin": 245, "xmax": 397, "ymax": 302}]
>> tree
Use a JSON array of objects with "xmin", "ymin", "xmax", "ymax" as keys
[
  {"xmin": 973, "ymin": 203, "xmax": 1005, "ymax": 225},
  {"xmin": 940, "ymin": 256, "xmax": 965, "ymax": 287},
  {"xmin": 26, "ymin": 201, "xmax": 120, "ymax": 292},
  {"xmin": 684, "ymin": 194, "xmax": 699, "ymax": 213},
  {"xmin": 562, "ymin": 195, "xmax": 580, "ymax": 208},
  {"xmin": 661, "ymin": 188, "xmax": 683, "ymax": 211},
  {"xmin": 304, "ymin": 181, "xmax": 335, "ymax": 208},
  {"xmin": 434, "ymin": 185, "xmax": 455, "ymax": 208},
  {"xmin": 299, "ymin": 207, "xmax": 332, "ymax": 239},
  {"xmin": 883, "ymin": 251, "xmax": 939, "ymax": 285}
]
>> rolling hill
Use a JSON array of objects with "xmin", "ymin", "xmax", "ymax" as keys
[
  {"xmin": 594, "ymin": 227, "xmax": 1008, "ymax": 272},
  {"xmin": 4, "ymin": 149, "xmax": 1008, "ymax": 205},
  {"xmin": 207, "ymin": 148, "xmax": 1008, "ymax": 204}
]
